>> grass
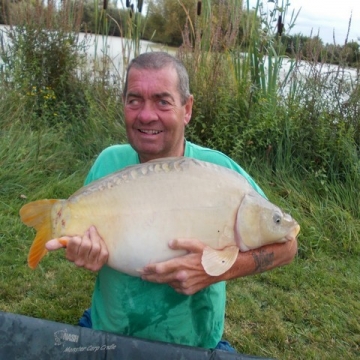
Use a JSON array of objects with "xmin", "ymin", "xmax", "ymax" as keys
[
  {"xmin": 225, "ymin": 255, "xmax": 359, "ymax": 359},
  {"xmin": 0, "ymin": 128, "xmax": 96, "ymax": 324}
]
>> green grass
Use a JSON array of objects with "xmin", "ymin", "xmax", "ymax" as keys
[
  {"xmin": 0, "ymin": 127, "xmax": 96, "ymax": 324},
  {"xmin": 225, "ymin": 255, "xmax": 359, "ymax": 359}
]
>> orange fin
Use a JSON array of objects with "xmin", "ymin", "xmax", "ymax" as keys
[{"xmin": 20, "ymin": 199, "xmax": 58, "ymax": 269}]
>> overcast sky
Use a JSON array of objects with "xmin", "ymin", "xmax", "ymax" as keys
[{"xmin": 248, "ymin": 0, "xmax": 360, "ymax": 45}]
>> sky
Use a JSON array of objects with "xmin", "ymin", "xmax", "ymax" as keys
[{"xmin": 249, "ymin": 0, "xmax": 360, "ymax": 45}]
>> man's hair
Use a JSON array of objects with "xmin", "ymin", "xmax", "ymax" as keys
[{"xmin": 123, "ymin": 52, "xmax": 191, "ymax": 105}]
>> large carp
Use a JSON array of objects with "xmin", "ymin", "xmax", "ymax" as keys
[{"xmin": 20, "ymin": 157, "xmax": 300, "ymax": 276}]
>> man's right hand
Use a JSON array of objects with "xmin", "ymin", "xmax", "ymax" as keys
[{"xmin": 45, "ymin": 226, "xmax": 109, "ymax": 272}]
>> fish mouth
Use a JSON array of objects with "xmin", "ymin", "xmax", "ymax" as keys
[
  {"xmin": 286, "ymin": 223, "xmax": 301, "ymax": 241},
  {"xmin": 138, "ymin": 129, "xmax": 163, "ymax": 135}
]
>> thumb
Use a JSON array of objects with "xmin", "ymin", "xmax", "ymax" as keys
[
  {"xmin": 169, "ymin": 238, "xmax": 206, "ymax": 253},
  {"xmin": 45, "ymin": 237, "xmax": 70, "ymax": 251}
]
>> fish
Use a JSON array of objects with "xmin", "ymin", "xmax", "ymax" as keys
[{"xmin": 20, "ymin": 157, "xmax": 300, "ymax": 276}]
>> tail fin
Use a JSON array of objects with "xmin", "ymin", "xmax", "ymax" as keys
[{"xmin": 20, "ymin": 199, "xmax": 59, "ymax": 269}]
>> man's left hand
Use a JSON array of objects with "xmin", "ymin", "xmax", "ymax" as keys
[{"xmin": 140, "ymin": 238, "xmax": 220, "ymax": 295}]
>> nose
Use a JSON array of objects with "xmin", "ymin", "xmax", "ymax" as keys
[{"xmin": 137, "ymin": 101, "xmax": 158, "ymax": 123}]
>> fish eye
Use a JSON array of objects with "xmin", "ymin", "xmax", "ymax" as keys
[{"xmin": 273, "ymin": 213, "xmax": 282, "ymax": 225}]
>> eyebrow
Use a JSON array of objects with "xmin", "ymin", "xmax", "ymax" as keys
[
  {"xmin": 126, "ymin": 92, "xmax": 142, "ymax": 99},
  {"xmin": 153, "ymin": 92, "xmax": 174, "ymax": 101},
  {"xmin": 126, "ymin": 91, "xmax": 175, "ymax": 102}
]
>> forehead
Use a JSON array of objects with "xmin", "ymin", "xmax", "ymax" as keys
[{"xmin": 126, "ymin": 66, "xmax": 180, "ymax": 96}]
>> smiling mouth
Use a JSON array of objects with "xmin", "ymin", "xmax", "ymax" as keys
[{"xmin": 138, "ymin": 129, "xmax": 163, "ymax": 135}]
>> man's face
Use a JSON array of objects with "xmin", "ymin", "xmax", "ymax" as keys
[{"xmin": 123, "ymin": 65, "xmax": 193, "ymax": 163}]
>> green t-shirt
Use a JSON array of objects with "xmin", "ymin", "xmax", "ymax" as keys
[{"xmin": 85, "ymin": 141, "xmax": 264, "ymax": 348}]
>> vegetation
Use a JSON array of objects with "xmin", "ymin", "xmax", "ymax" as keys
[
  {"xmin": 1, "ymin": 0, "xmax": 359, "ymax": 67},
  {"xmin": 0, "ymin": 1, "xmax": 359, "ymax": 359}
]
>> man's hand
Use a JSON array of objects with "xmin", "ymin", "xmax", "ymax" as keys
[
  {"xmin": 140, "ymin": 238, "xmax": 298, "ymax": 296},
  {"xmin": 140, "ymin": 238, "xmax": 223, "ymax": 295},
  {"xmin": 45, "ymin": 226, "xmax": 109, "ymax": 272}
]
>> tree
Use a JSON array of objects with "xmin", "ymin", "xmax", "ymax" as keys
[
  {"xmin": 343, "ymin": 41, "xmax": 359, "ymax": 66},
  {"xmin": 143, "ymin": 0, "xmax": 195, "ymax": 46}
]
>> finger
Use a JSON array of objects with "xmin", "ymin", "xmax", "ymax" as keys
[
  {"xmin": 141, "ymin": 266, "xmax": 193, "ymax": 285},
  {"xmin": 73, "ymin": 230, "xmax": 92, "ymax": 259},
  {"xmin": 88, "ymin": 226, "xmax": 109, "ymax": 261},
  {"xmin": 168, "ymin": 271, "xmax": 205, "ymax": 295},
  {"xmin": 141, "ymin": 239, "xmax": 205, "ymax": 274},
  {"xmin": 169, "ymin": 238, "xmax": 206, "ymax": 253},
  {"xmin": 46, "ymin": 237, "xmax": 71, "ymax": 251},
  {"xmin": 141, "ymin": 256, "xmax": 184, "ymax": 276},
  {"xmin": 89, "ymin": 225, "xmax": 99, "ymax": 241}
]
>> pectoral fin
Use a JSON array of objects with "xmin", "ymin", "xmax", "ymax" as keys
[{"xmin": 201, "ymin": 245, "xmax": 239, "ymax": 276}]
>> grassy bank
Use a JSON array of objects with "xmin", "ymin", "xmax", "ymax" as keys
[{"xmin": 0, "ymin": 0, "xmax": 359, "ymax": 359}]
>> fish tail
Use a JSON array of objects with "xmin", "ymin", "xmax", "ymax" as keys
[{"xmin": 20, "ymin": 199, "xmax": 59, "ymax": 269}]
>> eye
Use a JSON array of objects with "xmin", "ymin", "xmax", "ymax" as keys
[
  {"xmin": 158, "ymin": 99, "xmax": 170, "ymax": 106},
  {"xmin": 273, "ymin": 213, "xmax": 282, "ymax": 225},
  {"xmin": 128, "ymin": 98, "xmax": 139, "ymax": 105}
]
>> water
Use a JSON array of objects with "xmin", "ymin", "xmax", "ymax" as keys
[
  {"xmin": 1, "ymin": 24, "xmax": 357, "ymax": 94},
  {"xmin": 77, "ymin": 31, "xmax": 174, "ymax": 79},
  {"xmin": 0, "ymin": 24, "xmax": 173, "ymax": 79}
]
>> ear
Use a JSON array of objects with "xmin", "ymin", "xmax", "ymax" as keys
[{"xmin": 184, "ymin": 95, "xmax": 193, "ymax": 125}]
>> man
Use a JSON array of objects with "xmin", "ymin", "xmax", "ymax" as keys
[{"xmin": 46, "ymin": 52, "xmax": 297, "ymax": 351}]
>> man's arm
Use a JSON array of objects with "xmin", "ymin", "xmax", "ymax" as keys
[{"xmin": 140, "ymin": 238, "xmax": 298, "ymax": 295}]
